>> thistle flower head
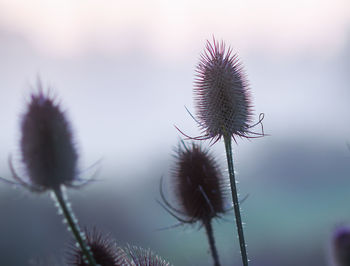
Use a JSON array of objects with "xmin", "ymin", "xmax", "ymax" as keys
[
  {"xmin": 194, "ymin": 38, "xmax": 253, "ymax": 141},
  {"xmin": 160, "ymin": 141, "xmax": 227, "ymax": 225},
  {"xmin": 68, "ymin": 228, "xmax": 130, "ymax": 266},
  {"xmin": 332, "ymin": 227, "xmax": 350, "ymax": 266},
  {"xmin": 17, "ymin": 89, "xmax": 78, "ymax": 191}
]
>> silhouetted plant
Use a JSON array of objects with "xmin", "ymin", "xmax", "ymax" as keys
[
  {"xmin": 0, "ymin": 84, "xmax": 174, "ymax": 266},
  {"xmin": 159, "ymin": 141, "xmax": 227, "ymax": 266},
  {"xmin": 188, "ymin": 37, "xmax": 265, "ymax": 266},
  {"xmin": 68, "ymin": 228, "xmax": 130, "ymax": 266},
  {"xmin": 332, "ymin": 226, "xmax": 350, "ymax": 266},
  {"xmin": 7, "ymin": 86, "xmax": 98, "ymax": 266},
  {"xmin": 68, "ymin": 228, "xmax": 172, "ymax": 266},
  {"xmin": 126, "ymin": 246, "xmax": 172, "ymax": 266}
]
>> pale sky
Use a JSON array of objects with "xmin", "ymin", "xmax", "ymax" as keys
[
  {"xmin": 0, "ymin": 0, "xmax": 349, "ymax": 59},
  {"xmin": 0, "ymin": 0, "xmax": 349, "ymax": 179}
]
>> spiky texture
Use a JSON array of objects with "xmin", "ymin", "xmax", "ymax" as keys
[
  {"xmin": 194, "ymin": 38, "xmax": 252, "ymax": 141},
  {"xmin": 126, "ymin": 246, "xmax": 172, "ymax": 266},
  {"xmin": 68, "ymin": 228, "xmax": 130, "ymax": 266},
  {"xmin": 332, "ymin": 227, "xmax": 350, "ymax": 266},
  {"xmin": 158, "ymin": 142, "xmax": 225, "ymax": 266},
  {"xmin": 20, "ymin": 90, "xmax": 78, "ymax": 191},
  {"xmin": 172, "ymin": 142, "xmax": 226, "ymax": 224}
]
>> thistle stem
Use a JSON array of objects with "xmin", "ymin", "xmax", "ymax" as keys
[
  {"xmin": 52, "ymin": 186, "xmax": 98, "ymax": 266},
  {"xmin": 204, "ymin": 220, "xmax": 221, "ymax": 266},
  {"xmin": 223, "ymin": 134, "xmax": 248, "ymax": 266}
]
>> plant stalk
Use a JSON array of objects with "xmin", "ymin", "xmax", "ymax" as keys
[
  {"xmin": 52, "ymin": 186, "xmax": 98, "ymax": 266},
  {"xmin": 204, "ymin": 220, "xmax": 221, "ymax": 266},
  {"xmin": 223, "ymin": 134, "xmax": 248, "ymax": 266}
]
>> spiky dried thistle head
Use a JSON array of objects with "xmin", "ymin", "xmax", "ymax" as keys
[
  {"xmin": 332, "ymin": 227, "xmax": 350, "ymax": 266},
  {"xmin": 68, "ymin": 229, "xmax": 172, "ymax": 266},
  {"xmin": 159, "ymin": 141, "xmax": 227, "ymax": 225},
  {"xmin": 68, "ymin": 228, "xmax": 131, "ymax": 266},
  {"xmin": 126, "ymin": 246, "xmax": 172, "ymax": 266},
  {"xmin": 194, "ymin": 38, "xmax": 255, "ymax": 142},
  {"xmin": 17, "ymin": 89, "xmax": 78, "ymax": 191}
]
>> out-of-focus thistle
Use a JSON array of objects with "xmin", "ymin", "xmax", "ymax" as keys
[
  {"xmin": 126, "ymin": 246, "xmax": 172, "ymax": 266},
  {"xmin": 69, "ymin": 228, "xmax": 130, "ymax": 266},
  {"xmin": 68, "ymin": 228, "xmax": 172, "ymax": 266},
  {"xmin": 7, "ymin": 86, "xmax": 98, "ymax": 266},
  {"xmin": 18, "ymin": 90, "xmax": 78, "ymax": 191},
  {"xmin": 158, "ymin": 141, "xmax": 227, "ymax": 266},
  {"xmin": 332, "ymin": 227, "xmax": 350, "ymax": 266},
  {"xmin": 189, "ymin": 38, "xmax": 265, "ymax": 266}
]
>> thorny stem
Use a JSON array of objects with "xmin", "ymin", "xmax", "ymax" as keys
[
  {"xmin": 204, "ymin": 220, "xmax": 221, "ymax": 266},
  {"xmin": 52, "ymin": 186, "xmax": 98, "ymax": 266},
  {"xmin": 223, "ymin": 134, "xmax": 248, "ymax": 266}
]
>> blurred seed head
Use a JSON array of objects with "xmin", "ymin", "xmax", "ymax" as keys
[
  {"xmin": 332, "ymin": 227, "xmax": 350, "ymax": 266},
  {"xmin": 171, "ymin": 142, "xmax": 226, "ymax": 224},
  {"xmin": 194, "ymin": 38, "xmax": 253, "ymax": 141},
  {"xmin": 126, "ymin": 246, "xmax": 172, "ymax": 266},
  {"xmin": 68, "ymin": 229, "xmax": 172, "ymax": 266},
  {"xmin": 68, "ymin": 228, "xmax": 130, "ymax": 266},
  {"xmin": 19, "ymin": 89, "xmax": 78, "ymax": 191}
]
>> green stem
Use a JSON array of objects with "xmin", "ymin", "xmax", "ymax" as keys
[
  {"xmin": 52, "ymin": 187, "xmax": 98, "ymax": 266},
  {"xmin": 223, "ymin": 134, "xmax": 248, "ymax": 266},
  {"xmin": 204, "ymin": 220, "xmax": 221, "ymax": 266}
]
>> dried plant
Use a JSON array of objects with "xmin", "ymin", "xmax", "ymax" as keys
[
  {"xmin": 332, "ymin": 227, "xmax": 350, "ymax": 266},
  {"xmin": 68, "ymin": 228, "xmax": 172, "ymax": 266},
  {"xmin": 126, "ymin": 246, "xmax": 172, "ymax": 266},
  {"xmin": 7, "ymin": 85, "xmax": 98, "ymax": 266},
  {"xmin": 159, "ymin": 141, "xmax": 227, "ymax": 266},
  {"xmin": 190, "ymin": 37, "xmax": 265, "ymax": 266},
  {"xmin": 68, "ymin": 228, "xmax": 130, "ymax": 266}
]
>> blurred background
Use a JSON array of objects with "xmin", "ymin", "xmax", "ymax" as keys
[{"xmin": 0, "ymin": 0, "xmax": 349, "ymax": 265}]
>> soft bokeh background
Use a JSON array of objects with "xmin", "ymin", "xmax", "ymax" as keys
[{"xmin": 0, "ymin": 0, "xmax": 349, "ymax": 265}]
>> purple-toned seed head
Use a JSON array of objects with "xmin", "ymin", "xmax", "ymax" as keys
[
  {"xmin": 126, "ymin": 246, "xmax": 172, "ymax": 266},
  {"xmin": 20, "ymin": 90, "xmax": 78, "ymax": 190},
  {"xmin": 172, "ymin": 142, "xmax": 226, "ymax": 224},
  {"xmin": 194, "ymin": 38, "xmax": 253, "ymax": 141},
  {"xmin": 68, "ymin": 229, "xmax": 130, "ymax": 266},
  {"xmin": 332, "ymin": 227, "xmax": 350, "ymax": 266}
]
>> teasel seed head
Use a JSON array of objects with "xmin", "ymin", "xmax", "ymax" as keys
[
  {"xmin": 176, "ymin": 142, "xmax": 226, "ymax": 223},
  {"xmin": 332, "ymin": 227, "xmax": 350, "ymax": 266},
  {"xmin": 17, "ymin": 89, "xmax": 78, "ymax": 191},
  {"xmin": 159, "ymin": 141, "xmax": 227, "ymax": 225},
  {"xmin": 194, "ymin": 38, "xmax": 253, "ymax": 142},
  {"xmin": 158, "ymin": 142, "xmax": 226, "ymax": 265},
  {"xmin": 126, "ymin": 246, "xmax": 172, "ymax": 266},
  {"xmin": 68, "ymin": 228, "xmax": 131, "ymax": 266}
]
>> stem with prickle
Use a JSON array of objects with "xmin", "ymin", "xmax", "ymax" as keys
[
  {"xmin": 204, "ymin": 220, "xmax": 221, "ymax": 266},
  {"xmin": 52, "ymin": 186, "xmax": 98, "ymax": 266},
  {"xmin": 223, "ymin": 134, "xmax": 248, "ymax": 266}
]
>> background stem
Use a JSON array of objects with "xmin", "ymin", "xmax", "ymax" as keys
[
  {"xmin": 52, "ymin": 186, "xmax": 98, "ymax": 266},
  {"xmin": 223, "ymin": 134, "xmax": 248, "ymax": 266},
  {"xmin": 204, "ymin": 220, "xmax": 221, "ymax": 266}
]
